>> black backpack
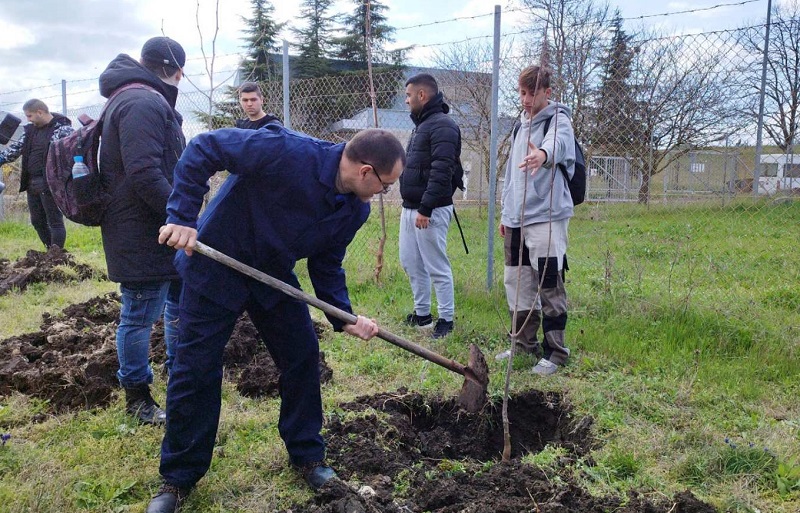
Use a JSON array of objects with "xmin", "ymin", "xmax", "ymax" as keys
[{"xmin": 512, "ymin": 115, "xmax": 587, "ymax": 205}]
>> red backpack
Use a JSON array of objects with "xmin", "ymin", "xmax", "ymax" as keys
[{"xmin": 46, "ymin": 83, "xmax": 158, "ymax": 226}]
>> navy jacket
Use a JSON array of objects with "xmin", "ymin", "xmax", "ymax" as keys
[
  {"xmin": 97, "ymin": 54, "xmax": 186, "ymax": 283},
  {"xmin": 399, "ymin": 93, "xmax": 461, "ymax": 217},
  {"xmin": 166, "ymin": 124, "xmax": 370, "ymax": 331}
]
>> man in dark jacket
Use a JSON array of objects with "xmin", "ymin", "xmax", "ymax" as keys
[
  {"xmin": 0, "ymin": 99, "xmax": 72, "ymax": 249},
  {"xmin": 145, "ymin": 127, "xmax": 404, "ymax": 512},
  {"xmin": 235, "ymin": 81, "xmax": 281, "ymax": 129},
  {"xmin": 399, "ymin": 73, "xmax": 462, "ymax": 339},
  {"xmin": 97, "ymin": 36, "xmax": 187, "ymax": 425}
]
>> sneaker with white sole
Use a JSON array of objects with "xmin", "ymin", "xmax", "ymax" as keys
[
  {"xmin": 404, "ymin": 312, "xmax": 434, "ymax": 328},
  {"xmin": 532, "ymin": 358, "xmax": 559, "ymax": 376}
]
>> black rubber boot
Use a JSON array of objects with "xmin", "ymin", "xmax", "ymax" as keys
[{"xmin": 124, "ymin": 385, "xmax": 166, "ymax": 425}]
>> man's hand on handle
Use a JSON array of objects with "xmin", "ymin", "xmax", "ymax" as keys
[
  {"xmin": 342, "ymin": 315, "xmax": 379, "ymax": 340},
  {"xmin": 159, "ymin": 224, "xmax": 198, "ymax": 256}
]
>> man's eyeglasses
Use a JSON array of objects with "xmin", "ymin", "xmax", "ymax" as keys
[{"xmin": 362, "ymin": 160, "xmax": 391, "ymax": 194}]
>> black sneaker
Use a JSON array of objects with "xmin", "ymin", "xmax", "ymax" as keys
[
  {"xmin": 146, "ymin": 483, "xmax": 190, "ymax": 513},
  {"xmin": 404, "ymin": 312, "xmax": 434, "ymax": 328},
  {"xmin": 432, "ymin": 318, "xmax": 454, "ymax": 339}
]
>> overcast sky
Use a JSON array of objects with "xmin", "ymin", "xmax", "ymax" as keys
[{"xmin": 0, "ymin": 0, "xmax": 773, "ymax": 115}]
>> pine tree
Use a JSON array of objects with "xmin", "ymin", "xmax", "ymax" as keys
[
  {"xmin": 293, "ymin": 0, "xmax": 337, "ymax": 78},
  {"xmin": 333, "ymin": 0, "xmax": 395, "ymax": 68},
  {"xmin": 593, "ymin": 12, "xmax": 641, "ymax": 153},
  {"xmin": 240, "ymin": 0, "xmax": 286, "ymax": 82}
]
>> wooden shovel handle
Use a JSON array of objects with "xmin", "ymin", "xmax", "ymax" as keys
[{"xmin": 193, "ymin": 242, "xmax": 479, "ymax": 382}]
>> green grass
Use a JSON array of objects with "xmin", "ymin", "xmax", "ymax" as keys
[{"xmin": 1, "ymin": 201, "xmax": 799, "ymax": 512}]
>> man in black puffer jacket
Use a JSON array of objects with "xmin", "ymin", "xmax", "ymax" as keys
[
  {"xmin": 97, "ymin": 36, "xmax": 187, "ymax": 425},
  {"xmin": 399, "ymin": 73, "xmax": 462, "ymax": 339}
]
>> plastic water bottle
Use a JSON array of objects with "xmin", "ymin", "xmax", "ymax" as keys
[{"xmin": 71, "ymin": 155, "xmax": 90, "ymax": 179}]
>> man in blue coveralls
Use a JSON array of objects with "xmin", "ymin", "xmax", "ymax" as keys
[{"xmin": 146, "ymin": 125, "xmax": 405, "ymax": 513}]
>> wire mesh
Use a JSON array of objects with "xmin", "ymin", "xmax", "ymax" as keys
[{"xmin": 1, "ymin": 18, "xmax": 798, "ymax": 344}]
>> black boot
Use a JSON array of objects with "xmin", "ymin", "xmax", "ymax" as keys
[
  {"xmin": 146, "ymin": 483, "xmax": 189, "ymax": 513},
  {"xmin": 124, "ymin": 385, "xmax": 166, "ymax": 425}
]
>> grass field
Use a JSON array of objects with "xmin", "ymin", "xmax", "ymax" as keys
[{"xmin": 1, "ymin": 200, "xmax": 799, "ymax": 512}]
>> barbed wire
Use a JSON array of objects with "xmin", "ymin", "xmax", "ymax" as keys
[
  {"xmin": 392, "ymin": 0, "xmax": 761, "ymax": 34},
  {"xmin": 0, "ymin": 1, "xmax": 769, "ymax": 101}
]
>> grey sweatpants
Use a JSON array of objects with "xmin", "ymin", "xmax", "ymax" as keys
[{"xmin": 399, "ymin": 206, "xmax": 455, "ymax": 322}]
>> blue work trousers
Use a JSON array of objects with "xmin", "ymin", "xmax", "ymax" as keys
[{"xmin": 159, "ymin": 287, "xmax": 324, "ymax": 489}]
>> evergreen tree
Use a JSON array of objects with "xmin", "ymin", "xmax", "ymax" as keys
[
  {"xmin": 293, "ymin": 0, "xmax": 337, "ymax": 78},
  {"xmin": 592, "ymin": 12, "xmax": 642, "ymax": 153},
  {"xmin": 333, "ymin": 0, "xmax": 396, "ymax": 68},
  {"xmin": 240, "ymin": 0, "xmax": 286, "ymax": 82}
]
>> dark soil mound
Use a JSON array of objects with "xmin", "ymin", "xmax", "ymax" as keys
[
  {"xmin": 0, "ymin": 294, "xmax": 331, "ymax": 415},
  {"xmin": 0, "ymin": 247, "xmax": 101, "ymax": 295},
  {"xmin": 283, "ymin": 390, "xmax": 717, "ymax": 513}
]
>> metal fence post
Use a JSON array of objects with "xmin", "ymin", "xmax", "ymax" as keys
[
  {"xmin": 61, "ymin": 80, "xmax": 67, "ymax": 115},
  {"xmin": 283, "ymin": 40, "xmax": 291, "ymax": 130},
  {"xmin": 486, "ymin": 5, "xmax": 501, "ymax": 291},
  {"xmin": 754, "ymin": 0, "xmax": 772, "ymax": 197}
]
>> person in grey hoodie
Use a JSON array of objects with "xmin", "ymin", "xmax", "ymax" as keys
[{"xmin": 498, "ymin": 65, "xmax": 575, "ymax": 375}]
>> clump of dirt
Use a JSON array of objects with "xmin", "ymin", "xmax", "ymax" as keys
[
  {"xmin": 0, "ymin": 294, "xmax": 332, "ymax": 414},
  {"xmin": 0, "ymin": 247, "xmax": 101, "ymax": 295},
  {"xmin": 282, "ymin": 390, "xmax": 717, "ymax": 513}
]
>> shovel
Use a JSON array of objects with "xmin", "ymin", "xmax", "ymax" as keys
[{"xmin": 193, "ymin": 241, "xmax": 489, "ymax": 412}]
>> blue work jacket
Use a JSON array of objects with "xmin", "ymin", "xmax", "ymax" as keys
[{"xmin": 166, "ymin": 124, "xmax": 370, "ymax": 331}]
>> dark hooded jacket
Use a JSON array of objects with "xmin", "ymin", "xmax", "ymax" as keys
[
  {"xmin": 3, "ymin": 113, "xmax": 72, "ymax": 193},
  {"xmin": 97, "ymin": 54, "xmax": 186, "ymax": 283},
  {"xmin": 399, "ymin": 93, "xmax": 462, "ymax": 217}
]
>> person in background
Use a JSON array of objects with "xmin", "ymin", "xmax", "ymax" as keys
[
  {"xmin": 97, "ymin": 36, "xmax": 187, "ymax": 423},
  {"xmin": 399, "ymin": 73, "xmax": 462, "ymax": 339},
  {"xmin": 0, "ymin": 99, "xmax": 72, "ymax": 249},
  {"xmin": 235, "ymin": 81, "xmax": 281, "ymax": 130}
]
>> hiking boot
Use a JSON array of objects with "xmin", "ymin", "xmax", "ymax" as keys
[
  {"xmin": 295, "ymin": 461, "xmax": 338, "ymax": 491},
  {"xmin": 125, "ymin": 385, "xmax": 166, "ymax": 425},
  {"xmin": 531, "ymin": 358, "xmax": 559, "ymax": 376},
  {"xmin": 404, "ymin": 312, "xmax": 434, "ymax": 328},
  {"xmin": 431, "ymin": 318, "xmax": 454, "ymax": 339},
  {"xmin": 146, "ymin": 483, "xmax": 189, "ymax": 513}
]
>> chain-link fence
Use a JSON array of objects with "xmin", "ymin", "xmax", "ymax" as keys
[{"xmin": 1, "ymin": 13, "xmax": 798, "ymax": 331}]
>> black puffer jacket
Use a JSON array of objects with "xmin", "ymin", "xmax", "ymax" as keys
[
  {"xmin": 399, "ymin": 93, "xmax": 461, "ymax": 217},
  {"xmin": 97, "ymin": 54, "xmax": 186, "ymax": 283}
]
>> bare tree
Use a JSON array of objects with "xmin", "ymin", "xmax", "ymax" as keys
[
  {"xmin": 521, "ymin": 0, "xmax": 612, "ymax": 137},
  {"xmin": 738, "ymin": 1, "xmax": 800, "ymax": 152},
  {"xmin": 626, "ymin": 29, "xmax": 746, "ymax": 202},
  {"xmin": 431, "ymin": 40, "xmax": 517, "ymax": 209}
]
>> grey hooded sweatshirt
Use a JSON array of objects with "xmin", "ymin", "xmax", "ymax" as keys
[{"xmin": 501, "ymin": 101, "xmax": 576, "ymax": 228}]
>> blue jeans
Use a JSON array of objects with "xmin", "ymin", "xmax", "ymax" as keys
[{"xmin": 116, "ymin": 280, "xmax": 181, "ymax": 387}]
